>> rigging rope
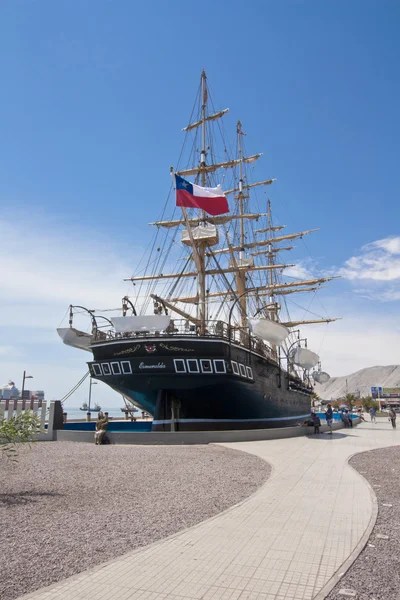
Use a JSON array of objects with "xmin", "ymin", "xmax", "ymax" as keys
[{"xmin": 60, "ymin": 371, "xmax": 90, "ymax": 405}]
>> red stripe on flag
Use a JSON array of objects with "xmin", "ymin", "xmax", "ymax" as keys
[{"xmin": 176, "ymin": 190, "xmax": 229, "ymax": 216}]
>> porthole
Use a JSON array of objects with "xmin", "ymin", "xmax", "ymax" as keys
[
  {"xmin": 246, "ymin": 366, "xmax": 253, "ymax": 379},
  {"xmin": 239, "ymin": 364, "xmax": 247, "ymax": 378}
]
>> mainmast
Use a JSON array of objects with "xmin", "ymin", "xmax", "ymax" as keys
[
  {"xmin": 234, "ymin": 121, "xmax": 248, "ymax": 332},
  {"xmin": 196, "ymin": 70, "xmax": 208, "ymax": 334}
]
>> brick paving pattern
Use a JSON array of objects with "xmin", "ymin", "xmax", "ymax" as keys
[{"xmin": 18, "ymin": 420, "xmax": 400, "ymax": 600}]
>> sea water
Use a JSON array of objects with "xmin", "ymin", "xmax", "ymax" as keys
[{"xmin": 62, "ymin": 407, "xmax": 131, "ymax": 420}]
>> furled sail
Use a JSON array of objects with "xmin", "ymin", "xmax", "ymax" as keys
[
  {"xmin": 248, "ymin": 318, "xmax": 290, "ymax": 345},
  {"xmin": 224, "ymin": 179, "xmax": 276, "ymax": 196},
  {"xmin": 290, "ymin": 347, "xmax": 319, "ymax": 369},
  {"xmin": 150, "ymin": 213, "xmax": 267, "ymax": 229},
  {"xmin": 176, "ymin": 154, "xmax": 262, "ymax": 177},
  {"xmin": 212, "ymin": 229, "xmax": 319, "ymax": 255},
  {"xmin": 111, "ymin": 315, "xmax": 171, "ymax": 333},
  {"xmin": 183, "ymin": 108, "xmax": 229, "ymax": 131}
]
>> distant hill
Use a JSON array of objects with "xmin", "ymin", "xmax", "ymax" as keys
[{"xmin": 314, "ymin": 365, "xmax": 400, "ymax": 400}]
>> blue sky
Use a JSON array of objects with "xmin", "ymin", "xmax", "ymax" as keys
[{"xmin": 1, "ymin": 1, "xmax": 400, "ymax": 407}]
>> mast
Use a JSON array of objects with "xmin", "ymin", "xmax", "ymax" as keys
[
  {"xmin": 238, "ymin": 122, "xmax": 245, "ymax": 257},
  {"xmin": 197, "ymin": 70, "xmax": 208, "ymax": 334},
  {"xmin": 267, "ymin": 199, "xmax": 276, "ymax": 319},
  {"xmin": 235, "ymin": 121, "xmax": 248, "ymax": 333},
  {"xmin": 267, "ymin": 199, "xmax": 278, "ymax": 358}
]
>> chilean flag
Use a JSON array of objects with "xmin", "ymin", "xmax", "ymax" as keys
[{"xmin": 174, "ymin": 174, "xmax": 229, "ymax": 216}]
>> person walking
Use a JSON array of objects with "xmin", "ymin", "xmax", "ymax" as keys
[
  {"xmin": 325, "ymin": 403, "xmax": 333, "ymax": 435},
  {"xmin": 369, "ymin": 406, "xmax": 377, "ymax": 424},
  {"xmin": 388, "ymin": 407, "xmax": 397, "ymax": 429},
  {"xmin": 94, "ymin": 411, "xmax": 108, "ymax": 445}
]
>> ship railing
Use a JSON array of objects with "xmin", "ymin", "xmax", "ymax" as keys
[{"xmin": 92, "ymin": 319, "xmax": 272, "ymax": 357}]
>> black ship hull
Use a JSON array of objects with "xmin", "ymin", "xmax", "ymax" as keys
[{"xmin": 88, "ymin": 336, "xmax": 312, "ymax": 431}]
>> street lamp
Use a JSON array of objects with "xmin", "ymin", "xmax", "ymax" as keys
[{"xmin": 21, "ymin": 371, "xmax": 33, "ymax": 401}]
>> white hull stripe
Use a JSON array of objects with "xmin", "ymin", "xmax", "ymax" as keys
[{"xmin": 153, "ymin": 414, "xmax": 311, "ymax": 425}]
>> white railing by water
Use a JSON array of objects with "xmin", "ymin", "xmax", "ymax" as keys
[{"xmin": 0, "ymin": 400, "xmax": 57, "ymax": 441}]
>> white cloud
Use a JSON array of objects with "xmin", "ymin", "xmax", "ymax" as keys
[
  {"xmin": 0, "ymin": 218, "xmax": 134, "ymax": 307},
  {"xmin": 0, "ymin": 345, "xmax": 21, "ymax": 357},
  {"xmin": 284, "ymin": 258, "xmax": 316, "ymax": 280},
  {"xmin": 0, "ymin": 216, "xmax": 143, "ymax": 407},
  {"xmin": 339, "ymin": 236, "xmax": 400, "ymax": 282},
  {"xmin": 303, "ymin": 316, "xmax": 400, "ymax": 377}
]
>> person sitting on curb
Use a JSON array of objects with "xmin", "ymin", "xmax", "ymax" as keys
[
  {"xmin": 345, "ymin": 409, "xmax": 353, "ymax": 428},
  {"xmin": 357, "ymin": 407, "xmax": 367, "ymax": 422},
  {"xmin": 325, "ymin": 403, "xmax": 333, "ymax": 435},
  {"xmin": 95, "ymin": 411, "xmax": 108, "ymax": 445},
  {"xmin": 340, "ymin": 409, "xmax": 349, "ymax": 428}
]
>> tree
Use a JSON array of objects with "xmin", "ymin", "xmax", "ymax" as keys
[
  {"xmin": 311, "ymin": 392, "xmax": 321, "ymax": 408},
  {"xmin": 0, "ymin": 410, "xmax": 42, "ymax": 460},
  {"xmin": 333, "ymin": 401, "xmax": 340, "ymax": 409},
  {"xmin": 361, "ymin": 396, "xmax": 379, "ymax": 412},
  {"xmin": 345, "ymin": 393, "xmax": 356, "ymax": 411}
]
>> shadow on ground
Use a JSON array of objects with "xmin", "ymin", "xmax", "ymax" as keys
[
  {"xmin": 305, "ymin": 432, "xmax": 354, "ymax": 440},
  {"xmin": 0, "ymin": 491, "xmax": 63, "ymax": 506}
]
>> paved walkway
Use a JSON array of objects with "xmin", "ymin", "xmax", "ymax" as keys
[{"xmin": 19, "ymin": 420, "xmax": 400, "ymax": 600}]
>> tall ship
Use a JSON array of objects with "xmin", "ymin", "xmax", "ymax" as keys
[{"xmin": 58, "ymin": 71, "xmax": 338, "ymax": 431}]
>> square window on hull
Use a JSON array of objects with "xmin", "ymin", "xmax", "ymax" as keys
[
  {"xmin": 200, "ymin": 359, "xmax": 213, "ymax": 373},
  {"xmin": 92, "ymin": 364, "xmax": 102, "ymax": 377},
  {"xmin": 231, "ymin": 361, "xmax": 239, "ymax": 375},
  {"xmin": 239, "ymin": 364, "xmax": 247, "ymax": 378},
  {"xmin": 102, "ymin": 363, "xmax": 111, "ymax": 376},
  {"xmin": 121, "ymin": 361, "xmax": 132, "ymax": 375},
  {"xmin": 187, "ymin": 359, "xmax": 200, "ymax": 373},
  {"xmin": 111, "ymin": 362, "xmax": 121, "ymax": 375},
  {"xmin": 174, "ymin": 359, "xmax": 186, "ymax": 373},
  {"xmin": 213, "ymin": 359, "xmax": 226, "ymax": 374}
]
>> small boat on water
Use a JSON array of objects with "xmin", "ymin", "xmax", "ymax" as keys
[{"xmin": 80, "ymin": 402, "xmax": 101, "ymax": 412}]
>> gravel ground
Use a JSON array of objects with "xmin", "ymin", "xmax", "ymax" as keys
[
  {"xmin": 326, "ymin": 446, "xmax": 400, "ymax": 600},
  {"xmin": 0, "ymin": 442, "xmax": 270, "ymax": 600}
]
